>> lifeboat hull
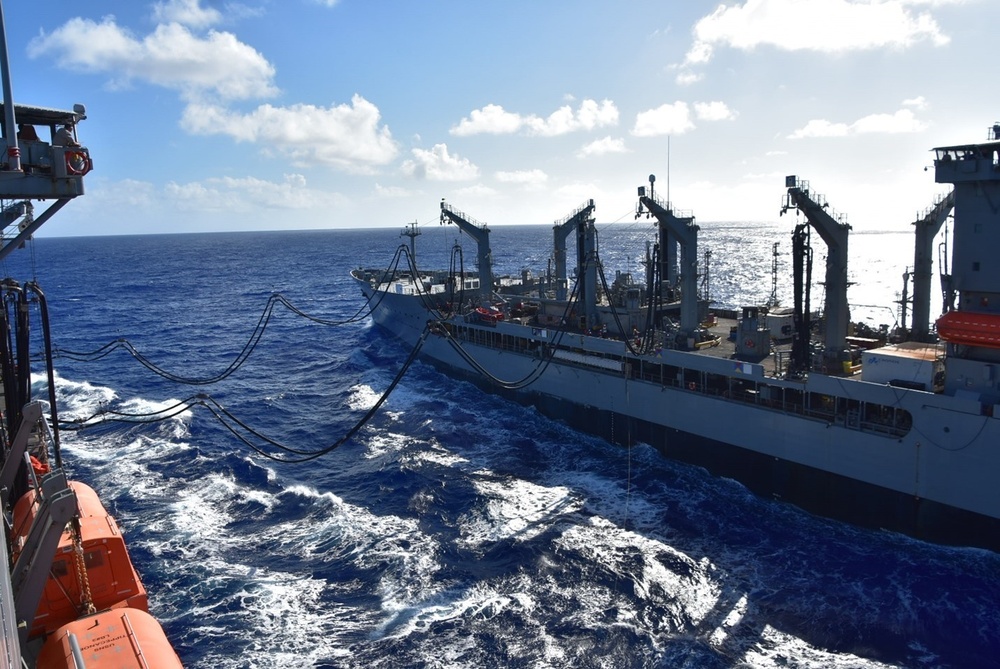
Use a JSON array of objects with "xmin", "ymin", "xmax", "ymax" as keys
[{"xmin": 36, "ymin": 607, "xmax": 182, "ymax": 669}]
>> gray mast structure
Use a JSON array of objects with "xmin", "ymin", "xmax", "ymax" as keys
[
  {"xmin": 440, "ymin": 200, "xmax": 493, "ymax": 305},
  {"xmin": 782, "ymin": 177, "xmax": 851, "ymax": 369},
  {"xmin": 637, "ymin": 175, "xmax": 700, "ymax": 340},
  {"xmin": 910, "ymin": 191, "xmax": 954, "ymax": 342},
  {"xmin": 552, "ymin": 199, "xmax": 595, "ymax": 302},
  {"xmin": 401, "ymin": 220, "xmax": 420, "ymax": 270}
]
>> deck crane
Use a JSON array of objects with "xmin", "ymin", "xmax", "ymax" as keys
[
  {"xmin": 910, "ymin": 190, "xmax": 954, "ymax": 342},
  {"xmin": 781, "ymin": 176, "xmax": 851, "ymax": 373},
  {"xmin": 551, "ymin": 199, "xmax": 595, "ymax": 302},
  {"xmin": 440, "ymin": 200, "xmax": 493, "ymax": 305},
  {"xmin": 637, "ymin": 175, "xmax": 700, "ymax": 342}
]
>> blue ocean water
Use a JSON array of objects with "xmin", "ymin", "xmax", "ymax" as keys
[{"xmin": 4, "ymin": 222, "xmax": 999, "ymax": 668}]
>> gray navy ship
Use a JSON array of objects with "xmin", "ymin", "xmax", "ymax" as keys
[{"xmin": 353, "ymin": 125, "xmax": 1000, "ymax": 553}]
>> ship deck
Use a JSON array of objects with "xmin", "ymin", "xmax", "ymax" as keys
[{"xmin": 698, "ymin": 315, "xmax": 793, "ymax": 377}]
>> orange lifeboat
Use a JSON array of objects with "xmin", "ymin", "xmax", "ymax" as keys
[
  {"xmin": 35, "ymin": 607, "xmax": 183, "ymax": 669},
  {"xmin": 11, "ymin": 481, "xmax": 148, "ymax": 639},
  {"xmin": 935, "ymin": 310, "xmax": 1000, "ymax": 348}
]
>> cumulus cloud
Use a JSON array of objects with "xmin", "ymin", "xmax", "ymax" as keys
[
  {"xmin": 152, "ymin": 0, "xmax": 221, "ymax": 28},
  {"xmin": 182, "ymin": 96, "xmax": 399, "ymax": 172},
  {"xmin": 677, "ymin": 0, "xmax": 950, "ymax": 78},
  {"xmin": 401, "ymin": 144, "xmax": 480, "ymax": 181},
  {"xmin": 632, "ymin": 102, "xmax": 695, "ymax": 137},
  {"xmin": 694, "ymin": 101, "xmax": 737, "ymax": 121},
  {"xmin": 577, "ymin": 136, "xmax": 628, "ymax": 158},
  {"xmin": 495, "ymin": 169, "xmax": 548, "ymax": 189},
  {"xmin": 373, "ymin": 183, "xmax": 417, "ymax": 198},
  {"xmin": 165, "ymin": 173, "xmax": 345, "ymax": 211},
  {"xmin": 454, "ymin": 183, "xmax": 499, "ymax": 198},
  {"xmin": 788, "ymin": 108, "xmax": 928, "ymax": 138},
  {"xmin": 28, "ymin": 17, "xmax": 277, "ymax": 101},
  {"xmin": 451, "ymin": 99, "xmax": 619, "ymax": 137}
]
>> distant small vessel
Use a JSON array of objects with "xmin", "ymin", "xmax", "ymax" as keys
[
  {"xmin": 355, "ymin": 125, "xmax": 1000, "ymax": 553},
  {"xmin": 0, "ymin": 2, "xmax": 183, "ymax": 666}
]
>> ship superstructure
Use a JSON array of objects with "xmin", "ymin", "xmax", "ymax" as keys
[{"xmin": 353, "ymin": 126, "xmax": 1000, "ymax": 553}]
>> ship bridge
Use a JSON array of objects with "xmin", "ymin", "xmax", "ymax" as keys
[{"xmin": 932, "ymin": 124, "xmax": 1000, "ymax": 401}]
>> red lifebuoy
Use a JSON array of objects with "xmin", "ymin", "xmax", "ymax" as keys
[
  {"xmin": 65, "ymin": 150, "xmax": 92, "ymax": 176},
  {"xmin": 744, "ymin": 337, "xmax": 755, "ymax": 349}
]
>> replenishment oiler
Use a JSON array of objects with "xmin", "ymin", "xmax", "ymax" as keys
[
  {"xmin": 354, "ymin": 123, "xmax": 1000, "ymax": 554},
  {"xmin": 0, "ymin": 2, "xmax": 183, "ymax": 667}
]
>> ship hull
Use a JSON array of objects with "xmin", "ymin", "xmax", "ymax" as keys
[{"xmin": 356, "ymin": 275, "xmax": 1000, "ymax": 552}]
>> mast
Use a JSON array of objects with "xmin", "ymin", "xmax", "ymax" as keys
[
  {"xmin": 0, "ymin": 0, "xmax": 19, "ymax": 172},
  {"xmin": 400, "ymin": 220, "xmax": 420, "ymax": 269}
]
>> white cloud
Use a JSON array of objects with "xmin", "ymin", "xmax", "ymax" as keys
[
  {"xmin": 454, "ymin": 183, "xmax": 499, "ymax": 198},
  {"xmin": 631, "ymin": 102, "xmax": 695, "ymax": 137},
  {"xmin": 451, "ymin": 99, "xmax": 618, "ymax": 137},
  {"xmin": 788, "ymin": 108, "xmax": 927, "ymax": 138},
  {"xmin": 675, "ymin": 70, "xmax": 704, "ymax": 86},
  {"xmin": 851, "ymin": 108, "xmax": 929, "ymax": 133},
  {"xmin": 577, "ymin": 136, "xmax": 628, "ymax": 158},
  {"xmin": 681, "ymin": 0, "xmax": 950, "ymax": 71},
  {"xmin": 401, "ymin": 144, "xmax": 480, "ymax": 181},
  {"xmin": 787, "ymin": 119, "xmax": 852, "ymax": 139},
  {"xmin": 374, "ymin": 183, "xmax": 417, "ymax": 198},
  {"xmin": 495, "ymin": 169, "xmax": 548, "ymax": 189},
  {"xmin": 152, "ymin": 0, "xmax": 221, "ymax": 28},
  {"xmin": 694, "ymin": 101, "xmax": 737, "ymax": 121},
  {"xmin": 450, "ymin": 104, "xmax": 523, "ymax": 136},
  {"xmin": 902, "ymin": 95, "xmax": 928, "ymax": 110},
  {"xmin": 28, "ymin": 17, "xmax": 277, "ymax": 101},
  {"xmin": 165, "ymin": 173, "xmax": 345, "ymax": 211},
  {"xmin": 182, "ymin": 96, "xmax": 399, "ymax": 172}
]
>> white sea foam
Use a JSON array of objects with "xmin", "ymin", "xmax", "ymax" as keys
[
  {"xmin": 457, "ymin": 476, "xmax": 582, "ymax": 549},
  {"xmin": 556, "ymin": 516, "xmax": 720, "ymax": 629},
  {"xmin": 743, "ymin": 624, "xmax": 899, "ymax": 668},
  {"xmin": 364, "ymin": 430, "xmax": 415, "ymax": 459}
]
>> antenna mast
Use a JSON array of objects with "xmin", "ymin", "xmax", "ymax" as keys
[{"xmin": 401, "ymin": 220, "xmax": 420, "ymax": 269}]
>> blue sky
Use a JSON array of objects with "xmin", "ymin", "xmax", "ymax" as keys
[{"xmin": 7, "ymin": 0, "xmax": 996, "ymax": 236}]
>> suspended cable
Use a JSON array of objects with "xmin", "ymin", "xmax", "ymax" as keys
[
  {"xmin": 53, "ymin": 246, "xmax": 414, "ymax": 385},
  {"xmin": 61, "ymin": 326, "xmax": 431, "ymax": 463}
]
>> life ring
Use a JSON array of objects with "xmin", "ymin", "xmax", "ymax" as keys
[
  {"xmin": 687, "ymin": 381, "xmax": 696, "ymax": 391},
  {"xmin": 65, "ymin": 150, "xmax": 92, "ymax": 176},
  {"xmin": 744, "ymin": 337, "xmax": 755, "ymax": 349}
]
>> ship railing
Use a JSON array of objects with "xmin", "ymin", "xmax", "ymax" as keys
[
  {"xmin": 441, "ymin": 202, "xmax": 487, "ymax": 229},
  {"xmin": 553, "ymin": 200, "xmax": 595, "ymax": 227},
  {"xmin": 644, "ymin": 192, "xmax": 693, "ymax": 220},
  {"xmin": 785, "ymin": 178, "xmax": 850, "ymax": 226}
]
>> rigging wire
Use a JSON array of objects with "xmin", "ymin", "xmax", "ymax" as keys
[
  {"xmin": 433, "ymin": 277, "xmax": 583, "ymax": 390},
  {"xmin": 51, "ymin": 245, "xmax": 414, "ymax": 384},
  {"xmin": 61, "ymin": 326, "xmax": 432, "ymax": 463}
]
